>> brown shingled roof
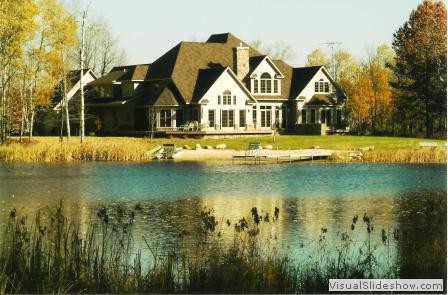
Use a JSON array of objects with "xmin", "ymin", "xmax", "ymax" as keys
[
  {"xmin": 289, "ymin": 66, "xmax": 322, "ymax": 99},
  {"xmin": 146, "ymin": 33, "xmax": 266, "ymax": 103},
  {"xmin": 88, "ymin": 70, "xmax": 128, "ymax": 86},
  {"xmin": 118, "ymin": 64, "xmax": 150, "ymax": 81},
  {"xmin": 305, "ymin": 94, "xmax": 336, "ymax": 106},
  {"xmin": 191, "ymin": 67, "xmax": 227, "ymax": 102}
]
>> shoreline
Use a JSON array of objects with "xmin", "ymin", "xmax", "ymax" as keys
[
  {"xmin": 0, "ymin": 147, "xmax": 446, "ymax": 164},
  {"xmin": 0, "ymin": 136, "xmax": 446, "ymax": 163}
]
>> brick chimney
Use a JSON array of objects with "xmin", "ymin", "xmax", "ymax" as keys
[{"xmin": 233, "ymin": 43, "xmax": 249, "ymax": 81}]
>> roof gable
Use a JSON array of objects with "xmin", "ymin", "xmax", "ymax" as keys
[
  {"xmin": 289, "ymin": 66, "xmax": 322, "ymax": 99},
  {"xmin": 191, "ymin": 67, "xmax": 227, "ymax": 102},
  {"xmin": 250, "ymin": 56, "xmax": 285, "ymax": 78},
  {"xmin": 153, "ymin": 86, "xmax": 180, "ymax": 106},
  {"xmin": 196, "ymin": 67, "xmax": 257, "ymax": 104}
]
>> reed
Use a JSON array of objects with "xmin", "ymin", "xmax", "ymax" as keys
[
  {"xmin": 2, "ymin": 201, "xmax": 434, "ymax": 294},
  {"xmin": 0, "ymin": 138, "xmax": 151, "ymax": 162},
  {"xmin": 331, "ymin": 148, "xmax": 446, "ymax": 163},
  {"xmin": 361, "ymin": 148, "xmax": 447, "ymax": 163}
]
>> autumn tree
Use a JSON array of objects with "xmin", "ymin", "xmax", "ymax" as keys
[
  {"xmin": 391, "ymin": 0, "xmax": 447, "ymax": 138},
  {"xmin": 347, "ymin": 46, "xmax": 393, "ymax": 134},
  {"xmin": 306, "ymin": 48, "xmax": 330, "ymax": 68},
  {"xmin": 42, "ymin": 0, "xmax": 78, "ymax": 141},
  {"xmin": 0, "ymin": 0, "xmax": 38, "ymax": 144}
]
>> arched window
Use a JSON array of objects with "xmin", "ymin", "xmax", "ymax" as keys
[
  {"xmin": 223, "ymin": 90, "xmax": 232, "ymax": 105},
  {"xmin": 260, "ymin": 73, "xmax": 271, "ymax": 93}
]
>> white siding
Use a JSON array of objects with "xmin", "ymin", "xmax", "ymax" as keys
[
  {"xmin": 295, "ymin": 69, "xmax": 337, "ymax": 125},
  {"xmin": 200, "ymin": 70, "xmax": 254, "ymax": 130},
  {"xmin": 250, "ymin": 59, "xmax": 282, "ymax": 96}
]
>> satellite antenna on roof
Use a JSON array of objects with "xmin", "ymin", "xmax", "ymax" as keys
[{"xmin": 319, "ymin": 41, "xmax": 342, "ymax": 80}]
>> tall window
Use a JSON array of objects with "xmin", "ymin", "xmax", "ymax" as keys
[
  {"xmin": 260, "ymin": 73, "xmax": 271, "ymax": 94},
  {"xmin": 273, "ymin": 80, "xmax": 278, "ymax": 93},
  {"xmin": 218, "ymin": 95, "xmax": 221, "ymax": 105},
  {"xmin": 337, "ymin": 109, "xmax": 342, "ymax": 126},
  {"xmin": 281, "ymin": 106, "xmax": 287, "ymax": 128},
  {"xmin": 223, "ymin": 90, "xmax": 231, "ymax": 105},
  {"xmin": 275, "ymin": 106, "xmax": 280, "ymax": 128},
  {"xmin": 209, "ymin": 110, "xmax": 215, "ymax": 127},
  {"xmin": 260, "ymin": 106, "xmax": 272, "ymax": 127},
  {"xmin": 193, "ymin": 109, "xmax": 198, "ymax": 121},
  {"xmin": 239, "ymin": 110, "xmax": 246, "ymax": 127},
  {"xmin": 314, "ymin": 82, "xmax": 319, "ymax": 92},
  {"xmin": 301, "ymin": 109, "xmax": 307, "ymax": 123},
  {"xmin": 233, "ymin": 96, "xmax": 236, "ymax": 105},
  {"xmin": 325, "ymin": 82, "xmax": 330, "ymax": 92},
  {"xmin": 252, "ymin": 106, "xmax": 257, "ymax": 125},
  {"xmin": 310, "ymin": 109, "xmax": 316, "ymax": 123},
  {"xmin": 160, "ymin": 109, "xmax": 171, "ymax": 127},
  {"xmin": 221, "ymin": 110, "xmax": 234, "ymax": 127},
  {"xmin": 176, "ymin": 109, "xmax": 183, "ymax": 127},
  {"xmin": 253, "ymin": 80, "xmax": 259, "ymax": 93}
]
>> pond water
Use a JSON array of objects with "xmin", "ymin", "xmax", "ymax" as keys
[{"xmin": 0, "ymin": 162, "xmax": 446, "ymax": 277}]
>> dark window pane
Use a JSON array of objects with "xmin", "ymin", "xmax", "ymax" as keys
[
  {"xmin": 239, "ymin": 110, "xmax": 245, "ymax": 127},
  {"xmin": 209, "ymin": 110, "xmax": 215, "ymax": 127},
  {"xmin": 311, "ymin": 109, "xmax": 316, "ymax": 123}
]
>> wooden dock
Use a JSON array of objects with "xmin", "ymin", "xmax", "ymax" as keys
[{"xmin": 232, "ymin": 149, "xmax": 332, "ymax": 164}]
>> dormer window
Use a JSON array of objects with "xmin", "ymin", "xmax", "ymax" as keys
[
  {"xmin": 260, "ymin": 73, "xmax": 271, "ymax": 93},
  {"xmin": 315, "ymin": 79, "xmax": 330, "ymax": 93},
  {"xmin": 223, "ymin": 90, "xmax": 232, "ymax": 105}
]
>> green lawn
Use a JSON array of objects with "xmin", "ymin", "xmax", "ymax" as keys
[
  {"xmin": 24, "ymin": 135, "xmax": 446, "ymax": 151},
  {"xmin": 145, "ymin": 135, "xmax": 446, "ymax": 151}
]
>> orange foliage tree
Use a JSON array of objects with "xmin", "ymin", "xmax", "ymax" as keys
[{"xmin": 348, "ymin": 47, "xmax": 392, "ymax": 135}]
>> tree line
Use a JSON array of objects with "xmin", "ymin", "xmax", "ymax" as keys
[
  {"xmin": 306, "ymin": 0, "xmax": 446, "ymax": 138},
  {"xmin": 0, "ymin": 0, "xmax": 126, "ymax": 144}
]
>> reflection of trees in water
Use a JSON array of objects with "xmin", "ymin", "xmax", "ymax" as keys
[{"xmin": 393, "ymin": 189, "xmax": 447, "ymax": 279}]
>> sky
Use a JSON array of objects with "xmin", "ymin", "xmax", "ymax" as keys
[{"xmin": 70, "ymin": 0, "xmax": 424, "ymax": 67}]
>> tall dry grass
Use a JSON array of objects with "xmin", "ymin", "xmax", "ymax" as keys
[
  {"xmin": 0, "ymin": 138, "xmax": 151, "ymax": 162},
  {"xmin": 331, "ymin": 148, "xmax": 446, "ymax": 163}
]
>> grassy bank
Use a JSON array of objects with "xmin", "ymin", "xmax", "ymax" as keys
[{"xmin": 0, "ymin": 136, "xmax": 446, "ymax": 163}]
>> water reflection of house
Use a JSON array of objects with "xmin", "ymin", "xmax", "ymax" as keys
[{"xmin": 84, "ymin": 33, "xmax": 347, "ymax": 136}]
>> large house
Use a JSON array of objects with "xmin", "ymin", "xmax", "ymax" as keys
[{"xmin": 85, "ymin": 33, "xmax": 347, "ymax": 136}]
